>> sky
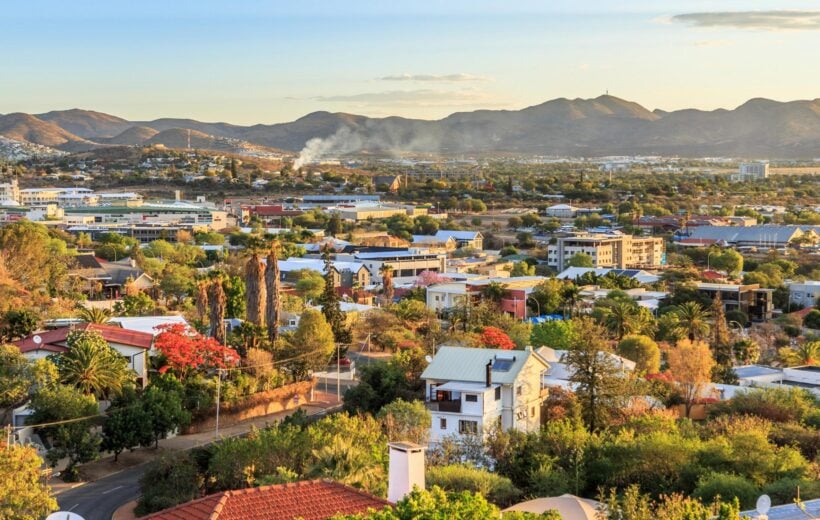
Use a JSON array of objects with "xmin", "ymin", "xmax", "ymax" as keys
[{"xmin": 2, "ymin": 0, "xmax": 819, "ymax": 125}]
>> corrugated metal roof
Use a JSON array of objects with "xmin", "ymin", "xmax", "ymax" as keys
[{"xmin": 421, "ymin": 346, "xmax": 547, "ymax": 385}]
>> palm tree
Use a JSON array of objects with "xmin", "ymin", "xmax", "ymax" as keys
[
  {"xmin": 195, "ymin": 280, "xmax": 209, "ymax": 323},
  {"xmin": 307, "ymin": 436, "xmax": 384, "ymax": 492},
  {"xmin": 673, "ymin": 301, "xmax": 711, "ymax": 341},
  {"xmin": 208, "ymin": 278, "xmax": 226, "ymax": 344},
  {"xmin": 75, "ymin": 305, "xmax": 112, "ymax": 325},
  {"xmin": 380, "ymin": 263, "xmax": 394, "ymax": 305},
  {"xmin": 57, "ymin": 331, "xmax": 132, "ymax": 398},
  {"xmin": 265, "ymin": 243, "xmax": 282, "ymax": 343},
  {"xmin": 779, "ymin": 341, "xmax": 819, "ymax": 367},
  {"xmin": 561, "ymin": 284, "xmax": 582, "ymax": 318},
  {"xmin": 603, "ymin": 301, "xmax": 638, "ymax": 340},
  {"xmin": 244, "ymin": 237, "xmax": 267, "ymax": 327}
]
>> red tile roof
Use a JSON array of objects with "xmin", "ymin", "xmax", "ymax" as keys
[
  {"xmin": 142, "ymin": 480, "xmax": 390, "ymax": 520},
  {"xmin": 14, "ymin": 323, "xmax": 153, "ymax": 353}
]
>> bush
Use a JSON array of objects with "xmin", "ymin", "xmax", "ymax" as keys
[
  {"xmin": 768, "ymin": 422, "xmax": 820, "ymax": 461},
  {"xmin": 762, "ymin": 478, "xmax": 820, "ymax": 505},
  {"xmin": 710, "ymin": 387, "xmax": 817, "ymax": 424},
  {"xmin": 135, "ymin": 453, "xmax": 203, "ymax": 516},
  {"xmin": 692, "ymin": 472, "xmax": 759, "ymax": 510},
  {"xmin": 426, "ymin": 464, "xmax": 521, "ymax": 507},
  {"xmin": 617, "ymin": 335, "xmax": 660, "ymax": 374}
]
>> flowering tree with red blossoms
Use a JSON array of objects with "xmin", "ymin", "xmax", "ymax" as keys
[
  {"xmin": 480, "ymin": 326, "xmax": 515, "ymax": 350},
  {"xmin": 153, "ymin": 323, "xmax": 240, "ymax": 378}
]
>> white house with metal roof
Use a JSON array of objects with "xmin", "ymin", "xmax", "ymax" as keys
[{"xmin": 420, "ymin": 346, "xmax": 550, "ymax": 444}]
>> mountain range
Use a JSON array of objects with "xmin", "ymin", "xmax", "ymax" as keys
[{"xmin": 2, "ymin": 95, "xmax": 820, "ymax": 158}]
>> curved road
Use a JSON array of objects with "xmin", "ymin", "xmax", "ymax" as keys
[{"xmin": 57, "ymin": 464, "xmax": 147, "ymax": 520}]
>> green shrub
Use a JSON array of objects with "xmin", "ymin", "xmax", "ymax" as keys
[
  {"xmin": 692, "ymin": 472, "xmax": 759, "ymax": 510},
  {"xmin": 426, "ymin": 464, "xmax": 521, "ymax": 507},
  {"xmin": 135, "ymin": 453, "xmax": 203, "ymax": 516},
  {"xmin": 762, "ymin": 478, "xmax": 820, "ymax": 505}
]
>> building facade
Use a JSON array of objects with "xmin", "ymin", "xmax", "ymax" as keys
[{"xmin": 547, "ymin": 233, "xmax": 665, "ymax": 271}]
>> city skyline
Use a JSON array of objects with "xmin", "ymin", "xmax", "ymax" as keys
[{"xmin": 2, "ymin": 0, "xmax": 820, "ymax": 125}]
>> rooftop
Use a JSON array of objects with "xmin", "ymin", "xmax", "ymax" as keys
[
  {"xmin": 15, "ymin": 323, "xmax": 154, "ymax": 353},
  {"xmin": 421, "ymin": 346, "xmax": 548, "ymax": 385},
  {"xmin": 141, "ymin": 479, "xmax": 390, "ymax": 520}
]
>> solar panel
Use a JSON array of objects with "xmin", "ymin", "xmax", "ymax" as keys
[{"xmin": 492, "ymin": 359, "xmax": 513, "ymax": 372}]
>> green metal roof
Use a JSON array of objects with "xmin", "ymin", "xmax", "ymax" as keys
[{"xmin": 421, "ymin": 346, "xmax": 547, "ymax": 385}]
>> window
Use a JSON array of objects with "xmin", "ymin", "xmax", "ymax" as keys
[
  {"xmin": 516, "ymin": 386, "xmax": 523, "ymax": 396},
  {"xmin": 531, "ymin": 406, "xmax": 536, "ymax": 417},
  {"xmin": 494, "ymin": 387, "xmax": 501, "ymax": 400},
  {"xmin": 440, "ymin": 418, "xmax": 447, "ymax": 429},
  {"xmin": 458, "ymin": 420, "xmax": 478, "ymax": 435},
  {"xmin": 465, "ymin": 394, "xmax": 477, "ymax": 402}
]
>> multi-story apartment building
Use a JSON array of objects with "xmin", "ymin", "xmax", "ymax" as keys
[
  {"xmin": 695, "ymin": 282, "xmax": 774, "ymax": 322},
  {"xmin": 547, "ymin": 233, "xmax": 665, "ymax": 271},
  {"xmin": 731, "ymin": 161, "xmax": 770, "ymax": 181},
  {"xmin": 0, "ymin": 178, "xmax": 21, "ymax": 205},
  {"xmin": 63, "ymin": 204, "xmax": 229, "ymax": 230},
  {"xmin": 421, "ymin": 346, "xmax": 550, "ymax": 444}
]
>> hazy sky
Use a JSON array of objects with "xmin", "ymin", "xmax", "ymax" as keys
[{"xmin": 2, "ymin": 1, "xmax": 819, "ymax": 124}]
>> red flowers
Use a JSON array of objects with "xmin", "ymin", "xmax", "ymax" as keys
[
  {"xmin": 154, "ymin": 323, "xmax": 240, "ymax": 378},
  {"xmin": 480, "ymin": 326, "xmax": 515, "ymax": 350}
]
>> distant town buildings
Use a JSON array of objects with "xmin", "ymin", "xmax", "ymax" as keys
[
  {"xmin": 731, "ymin": 161, "xmax": 769, "ymax": 181},
  {"xmin": 788, "ymin": 280, "xmax": 820, "ymax": 309},
  {"xmin": 547, "ymin": 233, "xmax": 665, "ymax": 271}
]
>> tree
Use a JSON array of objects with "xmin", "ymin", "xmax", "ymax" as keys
[
  {"xmin": 0, "ymin": 443, "xmax": 58, "ymax": 519},
  {"xmin": 0, "ymin": 220, "xmax": 72, "ymax": 296},
  {"xmin": 732, "ymin": 338, "xmax": 761, "ymax": 365},
  {"xmin": 319, "ymin": 248, "xmax": 351, "ymax": 344},
  {"xmin": 666, "ymin": 339, "xmax": 715, "ymax": 418},
  {"xmin": 672, "ymin": 301, "xmax": 711, "ymax": 341},
  {"xmin": 381, "ymin": 263, "xmax": 395, "ymax": 305},
  {"xmin": 265, "ymin": 244, "xmax": 282, "ymax": 343},
  {"xmin": 140, "ymin": 380, "xmax": 191, "ymax": 448},
  {"xmin": 338, "ymin": 487, "xmax": 507, "ymax": 519},
  {"xmin": 566, "ymin": 253, "xmax": 594, "ymax": 268},
  {"xmin": 113, "ymin": 292, "xmax": 156, "ymax": 316},
  {"xmin": 75, "ymin": 305, "xmax": 112, "ymax": 324},
  {"xmin": 28, "ymin": 384, "xmax": 101, "ymax": 480},
  {"xmin": 307, "ymin": 436, "xmax": 385, "ymax": 493},
  {"xmin": 102, "ymin": 390, "xmax": 152, "ymax": 462},
  {"xmin": 159, "ymin": 263, "xmax": 195, "ymax": 303},
  {"xmin": 326, "ymin": 212, "xmax": 343, "ymax": 237},
  {"xmin": 803, "ymin": 309, "xmax": 820, "ymax": 330},
  {"xmin": 0, "ymin": 309, "xmax": 39, "ymax": 342},
  {"xmin": 710, "ymin": 249, "xmax": 743, "ymax": 277},
  {"xmin": 295, "ymin": 269, "xmax": 325, "ymax": 301},
  {"xmin": 564, "ymin": 317, "xmax": 627, "ymax": 431},
  {"xmin": 244, "ymin": 247, "xmax": 266, "ymax": 327},
  {"xmin": 208, "ymin": 278, "xmax": 227, "ymax": 344},
  {"xmin": 617, "ymin": 335, "xmax": 661, "ymax": 374},
  {"xmin": 531, "ymin": 320, "xmax": 576, "ymax": 350},
  {"xmin": 55, "ymin": 329, "xmax": 133, "ymax": 398},
  {"xmin": 282, "ymin": 309, "xmax": 335, "ymax": 380},
  {"xmin": 510, "ymin": 261, "xmax": 535, "ymax": 277},
  {"xmin": 601, "ymin": 300, "xmax": 642, "ymax": 340},
  {"xmin": 0, "ymin": 345, "xmax": 33, "ymax": 412},
  {"xmin": 135, "ymin": 453, "xmax": 202, "ymax": 516},
  {"xmin": 426, "ymin": 465, "xmax": 522, "ymax": 508},
  {"xmin": 480, "ymin": 326, "xmax": 515, "ymax": 350},
  {"xmin": 530, "ymin": 279, "xmax": 564, "ymax": 315},
  {"xmin": 710, "ymin": 293, "xmax": 736, "ymax": 383},
  {"xmin": 778, "ymin": 341, "xmax": 819, "ymax": 366},
  {"xmin": 153, "ymin": 324, "xmax": 240, "ymax": 379},
  {"xmin": 377, "ymin": 399, "xmax": 431, "ymax": 445},
  {"xmin": 224, "ymin": 275, "xmax": 246, "ymax": 319}
]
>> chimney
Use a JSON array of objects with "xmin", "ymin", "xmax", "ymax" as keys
[
  {"xmin": 388, "ymin": 442, "xmax": 425, "ymax": 503},
  {"xmin": 485, "ymin": 360, "xmax": 493, "ymax": 387}
]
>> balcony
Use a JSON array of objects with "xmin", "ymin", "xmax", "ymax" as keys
[{"xmin": 426, "ymin": 399, "xmax": 461, "ymax": 413}]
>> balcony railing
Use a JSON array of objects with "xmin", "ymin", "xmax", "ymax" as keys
[{"xmin": 426, "ymin": 399, "xmax": 461, "ymax": 413}]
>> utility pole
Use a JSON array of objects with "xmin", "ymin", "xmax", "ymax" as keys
[
  {"xmin": 336, "ymin": 342, "xmax": 341, "ymax": 403},
  {"xmin": 214, "ymin": 368, "xmax": 223, "ymax": 438}
]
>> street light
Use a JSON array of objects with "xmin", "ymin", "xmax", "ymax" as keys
[{"xmin": 707, "ymin": 251, "xmax": 717, "ymax": 272}]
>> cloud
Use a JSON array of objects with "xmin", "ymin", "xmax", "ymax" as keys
[
  {"xmin": 693, "ymin": 39, "xmax": 735, "ymax": 47},
  {"xmin": 313, "ymin": 88, "xmax": 505, "ymax": 108},
  {"xmin": 672, "ymin": 10, "xmax": 820, "ymax": 31},
  {"xmin": 379, "ymin": 73, "xmax": 489, "ymax": 82}
]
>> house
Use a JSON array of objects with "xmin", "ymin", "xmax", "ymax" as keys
[
  {"xmin": 788, "ymin": 280, "xmax": 820, "ymax": 308},
  {"xmin": 372, "ymin": 175, "xmax": 402, "ymax": 193},
  {"xmin": 141, "ymin": 479, "xmax": 391, "ymax": 520},
  {"xmin": 544, "ymin": 204, "xmax": 580, "ymax": 218},
  {"xmin": 426, "ymin": 276, "xmax": 548, "ymax": 319},
  {"xmin": 338, "ymin": 250, "xmax": 447, "ymax": 285},
  {"xmin": 537, "ymin": 347, "xmax": 636, "ymax": 390},
  {"xmin": 276, "ymin": 257, "xmax": 371, "ymax": 289},
  {"xmin": 412, "ymin": 234, "xmax": 457, "ymax": 252},
  {"xmin": 734, "ymin": 365, "xmax": 820, "ymax": 395},
  {"xmin": 421, "ymin": 346, "xmax": 550, "ymax": 443},
  {"xmin": 108, "ymin": 315, "xmax": 190, "ymax": 337},
  {"xmin": 434, "ymin": 230, "xmax": 483, "ymax": 250},
  {"xmin": 69, "ymin": 254, "xmax": 154, "ymax": 299},
  {"xmin": 695, "ymin": 282, "xmax": 774, "ymax": 322},
  {"xmin": 556, "ymin": 267, "xmax": 661, "ymax": 285},
  {"xmin": 14, "ymin": 323, "xmax": 153, "ymax": 386}
]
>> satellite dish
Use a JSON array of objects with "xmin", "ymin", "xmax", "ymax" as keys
[
  {"xmin": 32, "ymin": 335, "xmax": 42, "ymax": 345},
  {"xmin": 755, "ymin": 494, "xmax": 771, "ymax": 515},
  {"xmin": 424, "ymin": 355, "xmax": 433, "ymax": 364},
  {"xmin": 47, "ymin": 513, "xmax": 86, "ymax": 520}
]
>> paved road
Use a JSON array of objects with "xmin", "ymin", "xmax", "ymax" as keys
[{"xmin": 57, "ymin": 464, "xmax": 147, "ymax": 520}]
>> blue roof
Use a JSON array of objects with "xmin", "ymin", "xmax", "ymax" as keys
[{"xmin": 435, "ymin": 230, "xmax": 481, "ymax": 241}]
